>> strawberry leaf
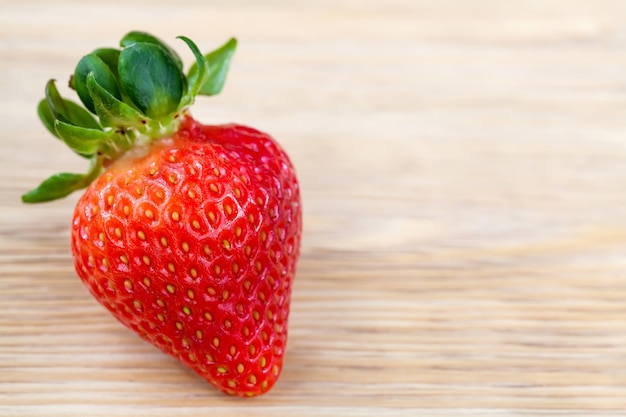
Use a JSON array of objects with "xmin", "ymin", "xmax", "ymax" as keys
[
  {"xmin": 37, "ymin": 99, "xmax": 58, "ymax": 138},
  {"xmin": 177, "ymin": 36, "xmax": 208, "ymax": 109},
  {"xmin": 73, "ymin": 53, "xmax": 122, "ymax": 114},
  {"xmin": 120, "ymin": 31, "xmax": 183, "ymax": 71},
  {"xmin": 87, "ymin": 73, "xmax": 147, "ymax": 130},
  {"xmin": 189, "ymin": 38, "xmax": 237, "ymax": 97},
  {"xmin": 45, "ymin": 80, "xmax": 101, "ymax": 130},
  {"xmin": 91, "ymin": 48, "xmax": 121, "ymax": 79},
  {"xmin": 55, "ymin": 120, "xmax": 110, "ymax": 157},
  {"xmin": 21, "ymin": 172, "xmax": 89, "ymax": 203},
  {"xmin": 118, "ymin": 42, "xmax": 184, "ymax": 119}
]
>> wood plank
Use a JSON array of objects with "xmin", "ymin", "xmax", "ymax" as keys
[{"xmin": 1, "ymin": 0, "xmax": 626, "ymax": 415}]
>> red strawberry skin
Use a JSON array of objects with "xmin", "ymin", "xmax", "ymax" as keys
[{"xmin": 71, "ymin": 116, "xmax": 302, "ymax": 396}]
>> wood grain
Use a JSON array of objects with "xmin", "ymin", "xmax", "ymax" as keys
[{"xmin": 2, "ymin": 0, "xmax": 626, "ymax": 415}]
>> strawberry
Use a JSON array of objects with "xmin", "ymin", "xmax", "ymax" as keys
[{"xmin": 22, "ymin": 31, "xmax": 302, "ymax": 397}]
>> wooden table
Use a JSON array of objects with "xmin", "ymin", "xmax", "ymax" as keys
[{"xmin": 2, "ymin": 1, "xmax": 626, "ymax": 415}]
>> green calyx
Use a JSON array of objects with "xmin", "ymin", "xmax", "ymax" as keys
[{"xmin": 22, "ymin": 31, "xmax": 237, "ymax": 203}]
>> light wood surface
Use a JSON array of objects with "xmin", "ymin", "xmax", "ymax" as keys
[{"xmin": 2, "ymin": 1, "xmax": 626, "ymax": 415}]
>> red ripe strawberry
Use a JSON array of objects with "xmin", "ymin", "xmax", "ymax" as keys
[{"xmin": 22, "ymin": 32, "xmax": 302, "ymax": 397}]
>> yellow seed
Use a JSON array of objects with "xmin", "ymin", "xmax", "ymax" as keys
[
  {"xmin": 114, "ymin": 227, "xmax": 122, "ymax": 238},
  {"xmin": 204, "ymin": 311, "xmax": 213, "ymax": 321},
  {"xmin": 235, "ymin": 227, "xmax": 242, "ymax": 237},
  {"xmin": 241, "ymin": 175, "xmax": 249, "ymax": 184},
  {"xmin": 242, "ymin": 326, "xmax": 250, "ymax": 337},
  {"xmin": 142, "ymin": 255, "xmax": 151, "ymax": 265},
  {"xmin": 224, "ymin": 319, "xmax": 232, "ymax": 328},
  {"xmin": 260, "ymin": 231, "xmax": 267, "ymax": 242},
  {"xmin": 192, "ymin": 220, "xmax": 200, "ymax": 229},
  {"xmin": 234, "ymin": 188, "xmax": 241, "ymax": 199},
  {"xmin": 166, "ymin": 284, "xmax": 175, "ymax": 294},
  {"xmin": 261, "ymin": 380, "xmax": 268, "ymax": 390},
  {"xmin": 175, "ymin": 322, "xmax": 183, "ymax": 330},
  {"xmin": 213, "ymin": 337, "xmax": 220, "ymax": 347},
  {"xmin": 229, "ymin": 345, "xmax": 236, "ymax": 356},
  {"xmin": 156, "ymin": 299, "xmax": 165, "ymax": 307},
  {"xmin": 214, "ymin": 265, "xmax": 221, "ymax": 275},
  {"xmin": 222, "ymin": 290, "xmax": 229, "ymax": 301},
  {"xmin": 196, "ymin": 330, "xmax": 203, "ymax": 339},
  {"xmin": 260, "ymin": 357, "xmax": 267, "ymax": 368},
  {"xmin": 172, "ymin": 211, "xmax": 180, "ymax": 221},
  {"xmin": 225, "ymin": 205, "xmax": 233, "ymax": 216},
  {"xmin": 156, "ymin": 190, "xmax": 163, "ymax": 199},
  {"xmin": 203, "ymin": 245, "xmax": 211, "ymax": 256},
  {"xmin": 273, "ymin": 365, "xmax": 279, "ymax": 376},
  {"xmin": 183, "ymin": 306, "xmax": 191, "ymax": 315},
  {"xmin": 99, "ymin": 232, "xmax": 106, "ymax": 243},
  {"xmin": 182, "ymin": 242, "xmax": 190, "ymax": 252},
  {"xmin": 187, "ymin": 289, "xmax": 195, "ymax": 299},
  {"xmin": 217, "ymin": 366, "xmax": 227, "ymax": 374},
  {"xmin": 248, "ymin": 374, "xmax": 256, "ymax": 384},
  {"xmin": 137, "ymin": 231, "xmax": 146, "ymax": 240},
  {"xmin": 190, "ymin": 268, "xmax": 198, "ymax": 279},
  {"xmin": 107, "ymin": 195, "xmax": 114, "ymax": 205},
  {"xmin": 157, "ymin": 313, "xmax": 165, "ymax": 322},
  {"xmin": 120, "ymin": 255, "xmax": 129, "ymax": 264},
  {"xmin": 181, "ymin": 338, "xmax": 190, "ymax": 348},
  {"xmin": 189, "ymin": 352, "xmax": 197, "ymax": 362},
  {"xmin": 232, "ymin": 263, "xmax": 239, "ymax": 274},
  {"xmin": 243, "ymin": 280, "xmax": 251, "ymax": 291},
  {"xmin": 261, "ymin": 331, "xmax": 268, "ymax": 341},
  {"xmin": 124, "ymin": 279, "xmax": 133, "ymax": 290},
  {"xmin": 213, "ymin": 167, "xmax": 220, "ymax": 176},
  {"xmin": 227, "ymin": 379, "xmax": 236, "ymax": 388},
  {"xmin": 208, "ymin": 212, "xmax": 216, "ymax": 223},
  {"xmin": 209, "ymin": 183, "xmax": 218, "ymax": 193},
  {"xmin": 188, "ymin": 190, "xmax": 196, "ymax": 199},
  {"xmin": 133, "ymin": 300, "xmax": 142, "ymax": 311},
  {"xmin": 149, "ymin": 167, "xmax": 157, "ymax": 176},
  {"xmin": 255, "ymin": 261, "xmax": 262, "ymax": 272},
  {"xmin": 258, "ymin": 292, "xmax": 265, "ymax": 301},
  {"xmin": 253, "ymin": 311, "xmax": 260, "ymax": 321},
  {"xmin": 168, "ymin": 263, "xmax": 175, "ymax": 272},
  {"xmin": 223, "ymin": 240, "xmax": 231, "ymax": 250},
  {"xmin": 91, "ymin": 205, "xmax": 99, "ymax": 215},
  {"xmin": 245, "ymin": 246, "xmax": 251, "ymax": 256},
  {"xmin": 123, "ymin": 205, "xmax": 130, "ymax": 216},
  {"xmin": 249, "ymin": 345, "xmax": 256, "ymax": 355},
  {"xmin": 205, "ymin": 354, "xmax": 215, "ymax": 363},
  {"xmin": 168, "ymin": 174, "xmax": 177, "ymax": 184},
  {"xmin": 160, "ymin": 237, "xmax": 168, "ymax": 247},
  {"xmin": 135, "ymin": 187, "xmax": 143, "ymax": 196},
  {"xmin": 207, "ymin": 287, "xmax": 216, "ymax": 296},
  {"xmin": 145, "ymin": 209, "xmax": 154, "ymax": 219},
  {"xmin": 248, "ymin": 214, "xmax": 254, "ymax": 223},
  {"xmin": 102, "ymin": 258, "xmax": 109, "ymax": 268},
  {"xmin": 267, "ymin": 310, "xmax": 273, "ymax": 320}
]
